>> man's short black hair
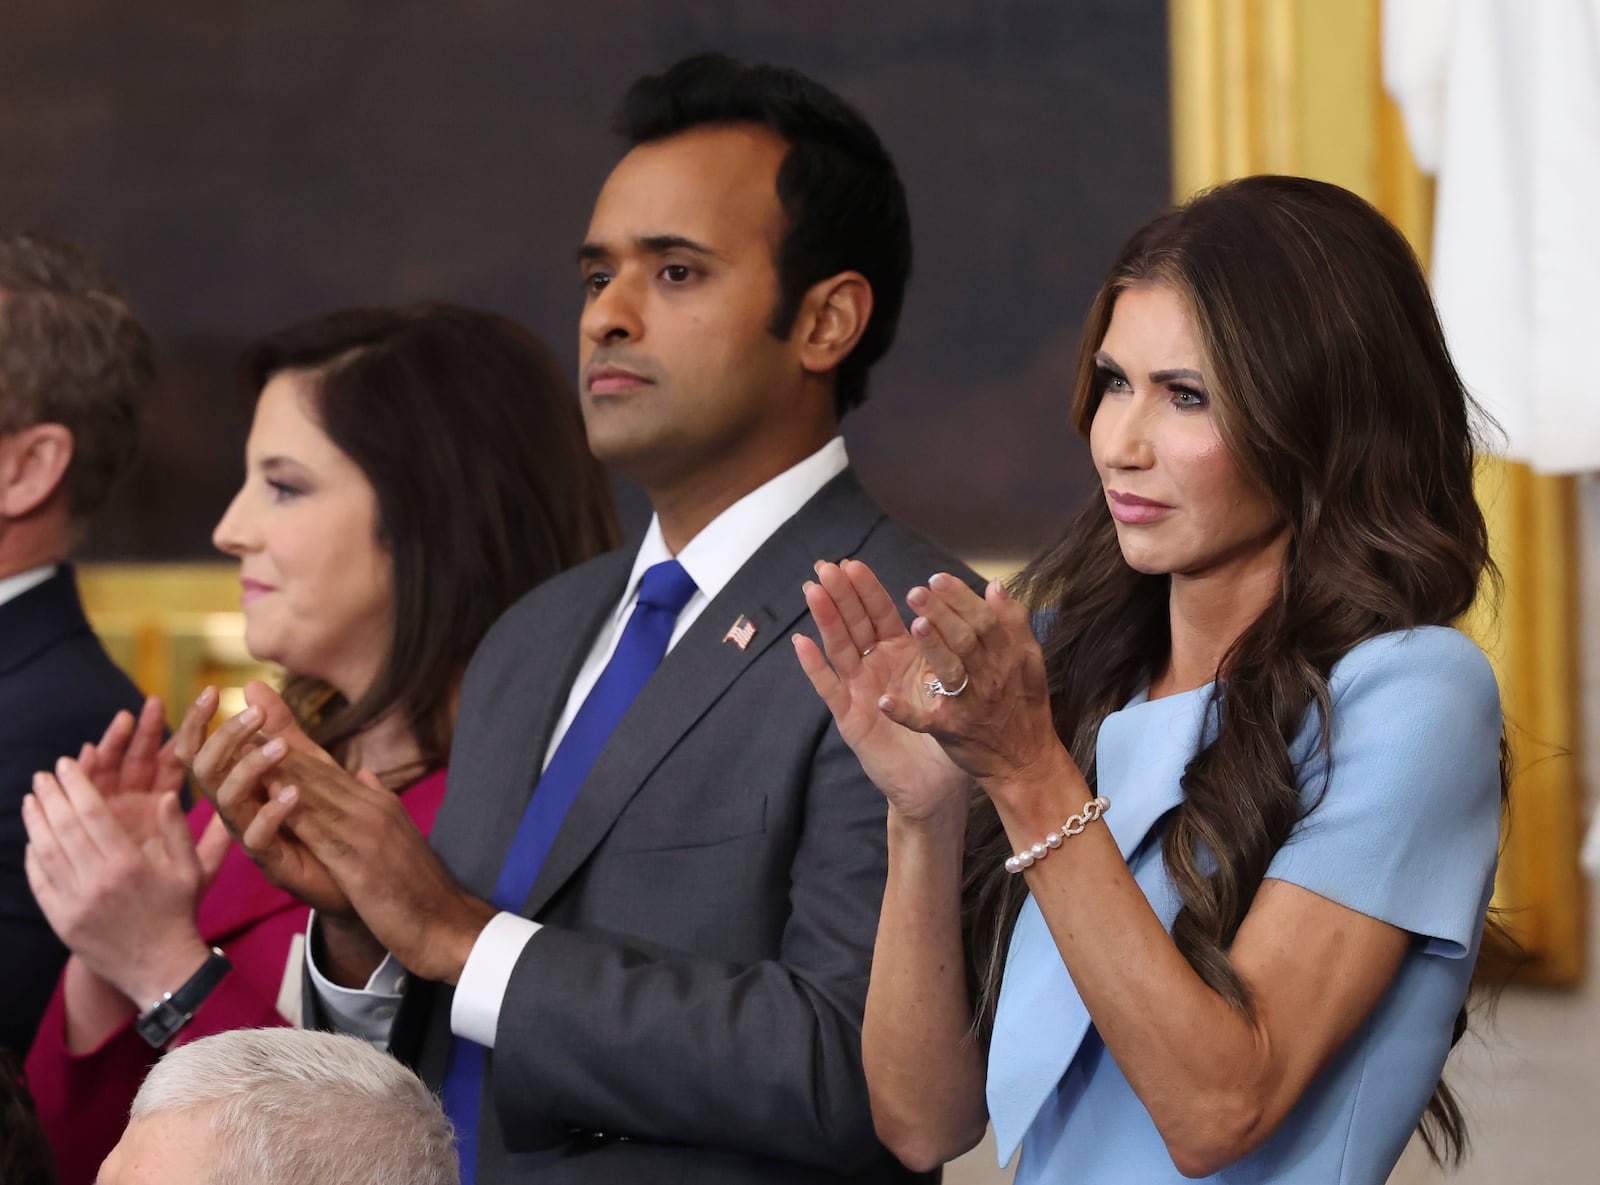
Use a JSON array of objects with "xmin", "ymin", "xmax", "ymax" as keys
[{"xmin": 616, "ymin": 53, "xmax": 912, "ymax": 418}]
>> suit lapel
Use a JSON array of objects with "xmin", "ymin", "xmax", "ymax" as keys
[
  {"xmin": 439, "ymin": 553, "xmax": 631, "ymax": 897},
  {"xmin": 521, "ymin": 471, "xmax": 886, "ymax": 918},
  {"xmin": 517, "ymin": 553, "xmax": 634, "ymax": 773}
]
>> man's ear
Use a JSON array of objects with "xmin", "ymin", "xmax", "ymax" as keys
[
  {"xmin": 0, "ymin": 423, "xmax": 74, "ymax": 518},
  {"xmin": 795, "ymin": 272, "xmax": 874, "ymax": 379}
]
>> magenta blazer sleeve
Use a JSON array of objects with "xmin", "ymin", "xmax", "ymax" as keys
[{"xmin": 24, "ymin": 768, "xmax": 448, "ymax": 1185}]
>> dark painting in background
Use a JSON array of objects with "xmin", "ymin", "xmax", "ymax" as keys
[{"xmin": 0, "ymin": 0, "xmax": 1168, "ymax": 562}]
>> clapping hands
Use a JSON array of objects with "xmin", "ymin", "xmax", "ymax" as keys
[
  {"xmin": 173, "ymin": 680, "xmax": 492, "ymax": 984},
  {"xmin": 795, "ymin": 560, "xmax": 1079, "ymax": 818},
  {"xmin": 22, "ymin": 698, "xmax": 230, "ymax": 1008}
]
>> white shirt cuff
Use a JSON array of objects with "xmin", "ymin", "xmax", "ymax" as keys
[
  {"xmin": 450, "ymin": 911, "xmax": 542, "ymax": 1049},
  {"xmin": 304, "ymin": 911, "xmax": 407, "ymax": 1049}
]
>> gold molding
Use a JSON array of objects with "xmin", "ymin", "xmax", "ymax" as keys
[{"xmin": 77, "ymin": 563, "xmax": 278, "ymax": 724}]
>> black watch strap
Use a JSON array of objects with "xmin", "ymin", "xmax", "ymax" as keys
[{"xmin": 135, "ymin": 947, "xmax": 232, "ymax": 1049}]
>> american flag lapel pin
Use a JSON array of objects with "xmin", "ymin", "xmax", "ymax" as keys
[{"xmin": 722, "ymin": 614, "xmax": 758, "ymax": 651}]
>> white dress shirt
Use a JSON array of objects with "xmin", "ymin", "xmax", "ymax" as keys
[
  {"xmin": 0, "ymin": 564, "xmax": 57, "ymax": 610},
  {"xmin": 309, "ymin": 439, "xmax": 850, "ymax": 1048}
]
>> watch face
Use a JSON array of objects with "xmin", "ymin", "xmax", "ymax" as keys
[
  {"xmin": 136, "ymin": 998, "xmax": 188, "ymax": 1048},
  {"xmin": 135, "ymin": 950, "xmax": 231, "ymax": 1048}
]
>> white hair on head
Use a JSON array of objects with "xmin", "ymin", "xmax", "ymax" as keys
[{"xmin": 130, "ymin": 1028, "xmax": 457, "ymax": 1185}]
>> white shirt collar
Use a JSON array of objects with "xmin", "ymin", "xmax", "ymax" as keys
[
  {"xmin": 0, "ymin": 564, "xmax": 58, "ymax": 610},
  {"xmin": 622, "ymin": 436, "xmax": 850, "ymax": 608}
]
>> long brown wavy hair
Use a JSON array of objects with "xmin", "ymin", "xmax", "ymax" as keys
[
  {"xmin": 964, "ymin": 175, "xmax": 1506, "ymax": 1164},
  {"xmin": 238, "ymin": 304, "xmax": 621, "ymax": 780}
]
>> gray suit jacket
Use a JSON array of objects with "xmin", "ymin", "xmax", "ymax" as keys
[{"xmin": 404, "ymin": 470, "xmax": 965, "ymax": 1183}]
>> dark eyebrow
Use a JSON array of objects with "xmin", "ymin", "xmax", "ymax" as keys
[
  {"xmin": 1095, "ymin": 352, "xmax": 1206, "ymax": 386},
  {"xmin": 577, "ymin": 235, "xmax": 723, "ymax": 266},
  {"xmin": 638, "ymin": 234, "xmax": 721, "ymax": 259}
]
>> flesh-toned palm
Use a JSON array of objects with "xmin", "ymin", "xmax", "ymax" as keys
[
  {"xmin": 796, "ymin": 560, "xmax": 971, "ymax": 821},
  {"xmin": 87, "ymin": 697, "xmax": 186, "ymax": 799},
  {"xmin": 78, "ymin": 697, "xmax": 187, "ymax": 848},
  {"xmin": 172, "ymin": 681, "xmax": 329, "ymax": 804},
  {"xmin": 22, "ymin": 759, "xmax": 233, "ymax": 1007},
  {"xmin": 176, "ymin": 681, "xmax": 354, "ymax": 916}
]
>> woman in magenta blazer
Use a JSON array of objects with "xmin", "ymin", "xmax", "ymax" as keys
[{"xmin": 22, "ymin": 304, "xmax": 618, "ymax": 1185}]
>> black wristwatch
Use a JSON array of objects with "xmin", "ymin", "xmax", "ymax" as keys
[{"xmin": 134, "ymin": 948, "xmax": 232, "ymax": 1049}]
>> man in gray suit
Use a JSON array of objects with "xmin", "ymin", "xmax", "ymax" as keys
[{"xmin": 200, "ymin": 54, "xmax": 967, "ymax": 1182}]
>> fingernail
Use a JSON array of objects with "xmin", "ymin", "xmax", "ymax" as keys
[
  {"xmin": 262, "ymin": 738, "xmax": 286, "ymax": 759},
  {"xmin": 238, "ymin": 706, "xmax": 261, "ymax": 727},
  {"xmin": 907, "ymin": 587, "xmax": 927, "ymax": 606},
  {"xmin": 276, "ymin": 785, "xmax": 296, "ymax": 805},
  {"xmin": 55, "ymin": 756, "xmax": 71, "ymax": 776},
  {"xmin": 195, "ymin": 687, "xmax": 213, "ymax": 705},
  {"xmin": 813, "ymin": 559, "xmax": 825, "ymax": 574},
  {"xmin": 878, "ymin": 695, "xmax": 895, "ymax": 712},
  {"xmin": 912, "ymin": 617, "xmax": 931, "ymax": 636}
]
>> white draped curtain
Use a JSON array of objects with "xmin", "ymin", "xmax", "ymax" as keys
[{"xmin": 1384, "ymin": 0, "xmax": 1600, "ymax": 474}]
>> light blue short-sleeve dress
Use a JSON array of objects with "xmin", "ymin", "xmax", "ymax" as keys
[{"xmin": 986, "ymin": 627, "xmax": 1502, "ymax": 1184}]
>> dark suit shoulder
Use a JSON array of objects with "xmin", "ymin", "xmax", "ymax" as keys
[
  {"xmin": 853, "ymin": 514, "xmax": 978, "ymax": 590},
  {"xmin": 476, "ymin": 547, "xmax": 632, "ymax": 650},
  {"xmin": 0, "ymin": 633, "xmax": 143, "ymax": 751},
  {"xmin": 0, "ymin": 570, "xmax": 143, "ymax": 756},
  {"xmin": 0, "ymin": 568, "xmax": 143, "ymax": 1055}
]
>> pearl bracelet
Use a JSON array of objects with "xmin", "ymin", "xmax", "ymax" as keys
[{"xmin": 1003, "ymin": 796, "xmax": 1110, "ymax": 874}]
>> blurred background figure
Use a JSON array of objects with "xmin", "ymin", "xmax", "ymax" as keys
[
  {"xmin": 22, "ymin": 304, "xmax": 618, "ymax": 1185},
  {"xmin": 0, "ymin": 231, "xmax": 151, "ymax": 1059},
  {"xmin": 0, "ymin": 1047, "xmax": 57, "ymax": 1185},
  {"xmin": 96, "ymin": 1027, "xmax": 458, "ymax": 1185}
]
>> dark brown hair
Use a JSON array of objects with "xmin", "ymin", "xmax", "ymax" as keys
[
  {"xmin": 0, "ymin": 1047, "xmax": 57, "ymax": 1185},
  {"xmin": 239, "ymin": 304, "xmax": 620, "ymax": 777},
  {"xmin": 0, "ymin": 231, "xmax": 153, "ymax": 524},
  {"xmin": 967, "ymin": 175, "xmax": 1505, "ymax": 1164}
]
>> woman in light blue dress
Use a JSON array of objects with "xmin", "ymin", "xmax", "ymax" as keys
[{"xmin": 795, "ymin": 175, "xmax": 1505, "ymax": 1183}]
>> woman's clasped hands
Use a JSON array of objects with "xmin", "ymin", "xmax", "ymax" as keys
[{"xmin": 793, "ymin": 559, "xmax": 1079, "ymax": 820}]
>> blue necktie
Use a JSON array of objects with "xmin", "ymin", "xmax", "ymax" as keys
[{"xmin": 441, "ymin": 560, "xmax": 698, "ymax": 1181}]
